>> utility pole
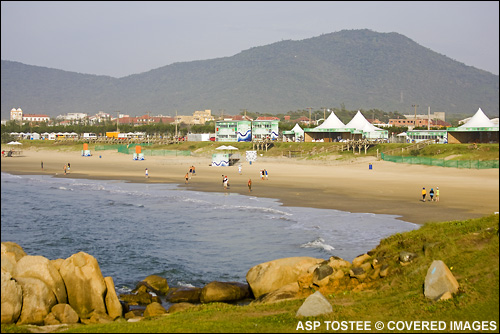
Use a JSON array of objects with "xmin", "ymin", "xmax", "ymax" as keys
[
  {"xmin": 306, "ymin": 107, "xmax": 313, "ymax": 126},
  {"xmin": 427, "ymin": 106, "xmax": 431, "ymax": 130},
  {"xmin": 116, "ymin": 111, "xmax": 120, "ymax": 132},
  {"xmin": 175, "ymin": 110, "xmax": 178, "ymax": 138},
  {"xmin": 412, "ymin": 104, "xmax": 419, "ymax": 129}
]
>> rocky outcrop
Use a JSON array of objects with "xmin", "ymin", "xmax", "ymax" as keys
[
  {"xmin": 13, "ymin": 255, "xmax": 67, "ymax": 304},
  {"xmin": 200, "ymin": 281, "xmax": 250, "ymax": 303},
  {"xmin": 59, "ymin": 252, "xmax": 107, "ymax": 319},
  {"xmin": 246, "ymin": 257, "xmax": 324, "ymax": 298},
  {"xmin": 1, "ymin": 268, "xmax": 22, "ymax": 324},
  {"xmin": 1, "ymin": 242, "xmax": 123, "ymax": 326},
  {"xmin": 167, "ymin": 287, "xmax": 201, "ymax": 303}
]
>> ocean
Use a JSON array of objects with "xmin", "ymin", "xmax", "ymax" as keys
[{"xmin": 1, "ymin": 172, "xmax": 419, "ymax": 296}]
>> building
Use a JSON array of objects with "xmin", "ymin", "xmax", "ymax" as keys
[
  {"xmin": 446, "ymin": 108, "xmax": 499, "ymax": 143},
  {"xmin": 10, "ymin": 108, "xmax": 49, "ymax": 123},
  {"xmin": 252, "ymin": 119, "xmax": 279, "ymax": 140},
  {"xmin": 215, "ymin": 120, "xmax": 252, "ymax": 142}
]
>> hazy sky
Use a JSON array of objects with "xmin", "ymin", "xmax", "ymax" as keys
[{"xmin": 2, "ymin": 1, "xmax": 499, "ymax": 77}]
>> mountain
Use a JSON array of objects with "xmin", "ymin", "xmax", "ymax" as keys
[{"xmin": 1, "ymin": 29, "xmax": 498, "ymax": 120}]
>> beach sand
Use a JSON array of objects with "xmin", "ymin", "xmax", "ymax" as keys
[{"xmin": 1, "ymin": 147, "xmax": 498, "ymax": 225}]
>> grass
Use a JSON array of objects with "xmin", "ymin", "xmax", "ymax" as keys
[{"xmin": 2, "ymin": 214, "xmax": 498, "ymax": 333}]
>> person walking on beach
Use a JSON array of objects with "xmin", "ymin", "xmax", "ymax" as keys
[
  {"xmin": 435, "ymin": 187, "xmax": 440, "ymax": 202},
  {"xmin": 421, "ymin": 187, "xmax": 426, "ymax": 202},
  {"xmin": 145, "ymin": 168, "xmax": 149, "ymax": 178},
  {"xmin": 41, "ymin": 161, "xmax": 43, "ymax": 170},
  {"xmin": 260, "ymin": 170, "xmax": 265, "ymax": 180},
  {"xmin": 63, "ymin": 164, "xmax": 67, "ymax": 175},
  {"xmin": 185, "ymin": 172, "xmax": 189, "ymax": 184},
  {"xmin": 192, "ymin": 165, "xmax": 196, "ymax": 176},
  {"xmin": 67, "ymin": 162, "xmax": 70, "ymax": 173},
  {"xmin": 429, "ymin": 188, "xmax": 435, "ymax": 201},
  {"xmin": 247, "ymin": 178, "xmax": 252, "ymax": 192},
  {"xmin": 264, "ymin": 169, "xmax": 268, "ymax": 180},
  {"xmin": 189, "ymin": 166, "xmax": 193, "ymax": 179},
  {"xmin": 223, "ymin": 175, "xmax": 228, "ymax": 189}
]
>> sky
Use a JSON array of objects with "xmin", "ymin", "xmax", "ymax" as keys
[{"xmin": 1, "ymin": 1, "xmax": 499, "ymax": 78}]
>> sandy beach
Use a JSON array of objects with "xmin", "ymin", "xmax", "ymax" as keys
[{"xmin": 1, "ymin": 147, "xmax": 498, "ymax": 225}]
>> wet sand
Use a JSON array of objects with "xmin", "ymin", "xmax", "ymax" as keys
[{"xmin": 1, "ymin": 147, "xmax": 498, "ymax": 225}]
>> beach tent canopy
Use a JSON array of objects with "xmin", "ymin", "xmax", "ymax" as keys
[
  {"xmin": 458, "ymin": 108, "xmax": 496, "ymax": 128},
  {"xmin": 315, "ymin": 110, "xmax": 345, "ymax": 129},
  {"xmin": 345, "ymin": 111, "xmax": 383, "ymax": 132},
  {"xmin": 291, "ymin": 123, "xmax": 304, "ymax": 134},
  {"xmin": 216, "ymin": 145, "xmax": 238, "ymax": 150},
  {"xmin": 7, "ymin": 141, "xmax": 22, "ymax": 145}
]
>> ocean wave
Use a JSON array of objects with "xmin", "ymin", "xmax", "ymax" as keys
[{"xmin": 300, "ymin": 237, "xmax": 335, "ymax": 252}]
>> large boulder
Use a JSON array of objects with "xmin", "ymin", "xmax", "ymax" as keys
[
  {"xmin": 13, "ymin": 255, "xmax": 67, "ymax": 304},
  {"xmin": 45, "ymin": 303, "xmax": 79, "ymax": 325},
  {"xmin": 200, "ymin": 281, "xmax": 250, "ymax": 303},
  {"xmin": 1, "ymin": 268, "xmax": 23, "ymax": 324},
  {"xmin": 1, "ymin": 242, "xmax": 27, "ymax": 273},
  {"xmin": 59, "ymin": 252, "xmax": 107, "ymax": 319},
  {"xmin": 167, "ymin": 287, "xmax": 201, "ymax": 303},
  {"xmin": 143, "ymin": 302, "xmax": 167, "ymax": 318},
  {"xmin": 296, "ymin": 291, "xmax": 333, "ymax": 317},
  {"xmin": 246, "ymin": 257, "xmax": 324, "ymax": 298},
  {"xmin": 424, "ymin": 260, "xmax": 459, "ymax": 301},
  {"xmin": 141, "ymin": 275, "xmax": 170, "ymax": 296},
  {"xmin": 16, "ymin": 277, "xmax": 57, "ymax": 325},
  {"xmin": 104, "ymin": 276, "xmax": 123, "ymax": 319}
]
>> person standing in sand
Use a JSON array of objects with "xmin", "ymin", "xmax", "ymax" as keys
[
  {"xmin": 429, "ymin": 188, "xmax": 435, "ymax": 201},
  {"xmin": 63, "ymin": 164, "xmax": 67, "ymax": 175},
  {"xmin": 421, "ymin": 187, "xmax": 426, "ymax": 202},
  {"xmin": 41, "ymin": 161, "xmax": 43, "ymax": 170},
  {"xmin": 248, "ymin": 178, "xmax": 252, "ymax": 192},
  {"xmin": 223, "ymin": 175, "xmax": 228, "ymax": 189},
  {"xmin": 185, "ymin": 172, "xmax": 189, "ymax": 184},
  {"xmin": 145, "ymin": 168, "xmax": 149, "ymax": 178},
  {"xmin": 435, "ymin": 187, "xmax": 440, "ymax": 202}
]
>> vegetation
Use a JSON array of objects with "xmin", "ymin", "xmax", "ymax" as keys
[
  {"xmin": 2, "ymin": 30, "xmax": 498, "ymax": 120},
  {"xmin": 2, "ymin": 214, "xmax": 498, "ymax": 333}
]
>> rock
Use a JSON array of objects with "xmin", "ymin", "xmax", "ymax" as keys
[
  {"xmin": 1, "ymin": 242, "xmax": 27, "ymax": 263},
  {"xmin": 104, "ymin": 276, "xmax": 123, "ymax": 319},
  {"xmin": 312, "ymin": 264, "xmax": 333, "ymax": 286},
  {"xmin": 143, "ymin": 302, "xmax": 167, "ymax": 318},
  {"xmin": 200, "ymin": 281, "xmax": 250, "ymax": 303},
  {"xmin": 296, "ymin": 291, "xmax": 333, "ymax": 317},
  {"xmin": 379, "ymin": 264, "xmax": 390, "ymax": 278},
  {"xmin": 59, "ymin": 252, "xmax": 107, "ymax": 319},
  {"xmin": 49, "ymin": 303, "xmax": 79, "ymax": 324},
  {"xmin": 16, "ymin": 276, "xmax": 57, "ymax": 325},
  {"xmin": 119, "ymin": 291, "xmax": 153, "ymax": 305},
  {"xmin": 349, "ymin": 267, "xmax": 367, "ymax": 281},
  {"xmin": 81, "ymin": 311, "xmax": 114, "ymax": 324},
  {"xmin": 399, "ymin": 251, "xmax": 417, "ymax": 263},
  {"xmin": 327, "ymin": 256, "xmax": 351, "ymax": 269},
  {"xmin": 424, "ymin": 260, "xmax": 459, "ymax": 301},
  {"xmin": 352, "ymin": 254, "xmax": 371, "ymax": 267},
  {"xmin": 13, "ymin": 255, "xmax": 68, "ymax": 304},
  {"xmin": 142, "ymin": 275, "xmax": 170, "ymax": 296},
  {"xmin": 254, "ymin": 282, "xmax": 300, "ymax": 304},
  {"xmin": 167, "ymin": 287, "xmax": 201, "ymax": 303},
  {"xmin": 246, "ymin": 257, "xmax": 324, "ymax": 298},
  {"xmin": 1, "ymin": 268, "xmax": 22, "ymax": 324}
]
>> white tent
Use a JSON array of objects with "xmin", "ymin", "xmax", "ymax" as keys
[
  {"xmin": 316, "ymin": 110, "xmax": 345, "ymax": 129},
  {"xmin": 458, "ymin": 108, "xmax": 496, "ymax": 129},
  {"xmin": 345, "ymin": 111, "xmax": 387, "ymax": 139}
]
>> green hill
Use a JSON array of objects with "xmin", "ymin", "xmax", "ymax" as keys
[{"xmin": 1, "ymin": 29, "xmax": 498, "ymax": 119}]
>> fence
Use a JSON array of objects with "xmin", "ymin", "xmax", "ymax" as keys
[
  {"xmin": 95, "ymin": 144, "xmax": 191, "ymax": 156},
  {"xmin": 381, "ymin": 154, "xmax": 499, "ymax": 169}
]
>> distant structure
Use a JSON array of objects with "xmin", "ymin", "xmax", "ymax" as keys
[{"xmin": 10, "ymin": 107, "xmax": 50, "ymax": 123}]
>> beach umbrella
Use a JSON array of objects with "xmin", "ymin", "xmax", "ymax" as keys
[
  {"xmin": 225, "ymin": 145, "xmax": 239, "ymax": 150},
  {"xmin": 7, "ymin": 141, "xmax": 22, "ymax": 145},
  {"xmin": 216, "ymin": 145, "xmax": 229, "ymax": 150}
]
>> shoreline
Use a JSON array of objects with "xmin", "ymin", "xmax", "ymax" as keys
[{"xmin": 1, "ymin": 147, "xmax": 499, "ymax": 225}]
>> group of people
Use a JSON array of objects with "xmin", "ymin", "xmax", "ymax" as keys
[
  {"xmin": 260, "ymin": 169, "xmax": 268, "ymax": 180},
  {"xmin": 421, "ymin": 187, "xmax": 439, "ymax": 202},
  {"xmin": 63, "ymin": 162, "xmax": 70, "ymax": 175},
  {"xmin": 185, "ymin": 166, "xmax": 196, "ymax": 183}
]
